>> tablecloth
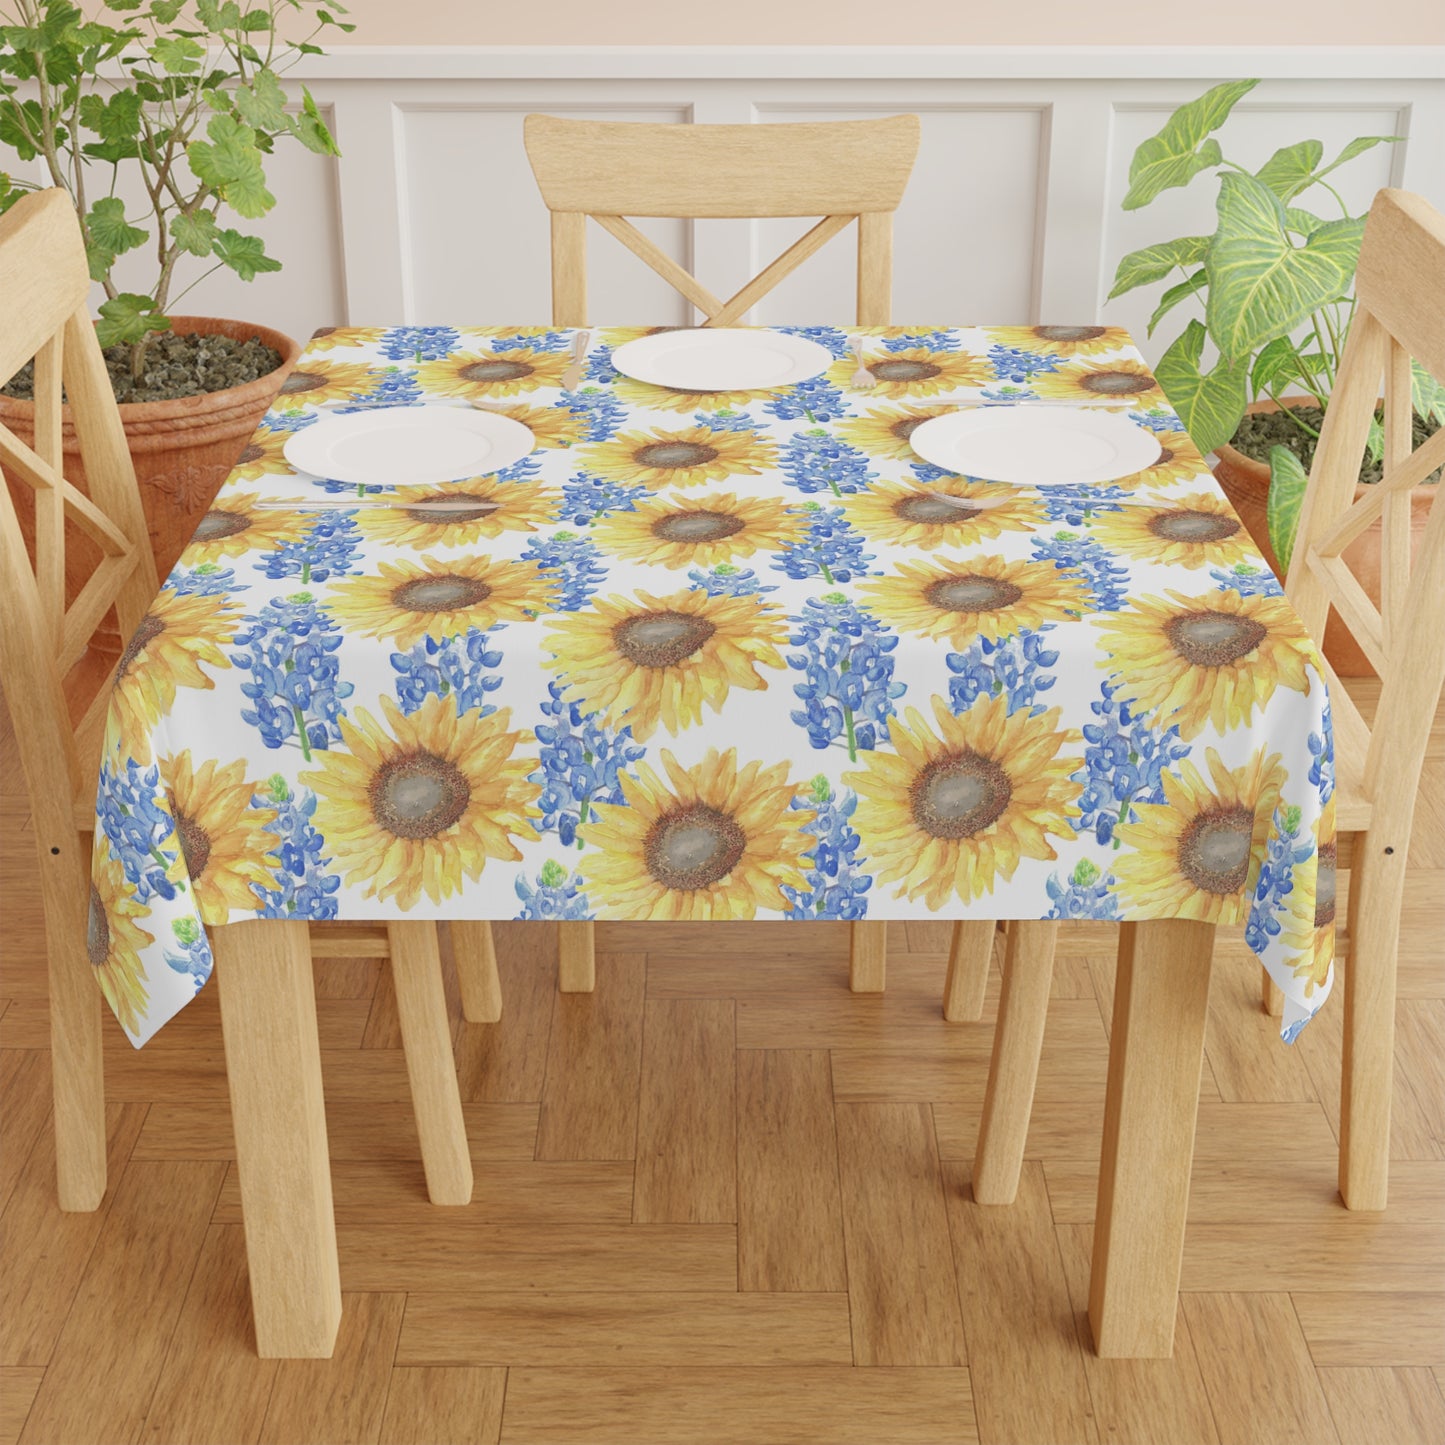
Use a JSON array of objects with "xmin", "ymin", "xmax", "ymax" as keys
[{"xmin": 91, "ymin": 323, "xmax": 1335, "ymax": 1047}]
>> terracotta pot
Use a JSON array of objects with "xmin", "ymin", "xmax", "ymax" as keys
[
  {"xmin": 1212, "ymin": 396, "xmax": 1434, "ymax": 678},
  {"xmin": 1, "ymin": 315, "xmax": 300, "ymax": 651}
]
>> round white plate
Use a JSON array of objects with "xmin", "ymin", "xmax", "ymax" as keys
[
  {"xmin": 908, "ymin": 407, "xmax": 1160, "ymax": 486},
  {"xmin": 610, "ymin": 328, "xmax": 832, "ymax": 391},
  {"xmin": 283, "ymin": 407, "xmax": 535, "ymax": 487}
]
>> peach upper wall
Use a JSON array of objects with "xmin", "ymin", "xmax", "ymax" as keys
[{"xmin": 327, "ymin": 0, "xmax": 1444, "ymax": 46}]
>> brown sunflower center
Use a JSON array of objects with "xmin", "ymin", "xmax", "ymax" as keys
[
  {"xmin": 311, "ymin": 327, "xmax": 337, "ymax": 339},
  {"xmin": 644, "ymin": 804, "xmax": 747, "ymax": 890},
  {"xmin": 403, "ymin": 494, "xmax": 499, "ymax": 525},
  {"xmin": 86, "ymin": 885, "xmax": 110, "ymax": 968},
  {"xmin": 1314, "ymin": 841, "xmax": 1337, "ymax": 929},
  {"xmin": 1149, "ymin": 509, "xmax": 1240, "ymax": 544},
  {"xmin": 279, "ymin": 370, "xmax": 327, "ymax": 395},
  {"xmin": 1155, "ymin": 445, "xmax": 1177, "ymax": 467},
  {"xmin": 1178, "ymin": 805, "xmax": 1255, "ymax": 895},
  {"xmin": 613, "ymin": 611, "xmax": 716, "ymax": 668},
  {"xmin": 889, "ymin": 414, "xmax": 932, "ymax": 442},
  {"xmin": 870, "ymin": 359, "xmax": 941, "ymax": 383},
  {"xmin": 924, "ymin": 574, "xmax": 1023, "ymax": 613},
  {"xmin": 458, "ymin": 358, "xmax": 534, "ymax": 383},
  {"xmin": 911, "ymin": 751, "xmax": 1013, "ymax": 840},
  {"xmin": 176, "ymin": 814, "xmax": 212, "ymax": 881},
  {"xmin": 1164, "ymin": 610, "xmax": 1267, "ymax": 667},
  {"xmin": 1035, "ymin": 326, "xmax": 1108, "ymax": 342},
  {"xmin": 117, "ymin": 613, "xmax": 165, "ymax": 680},
  {"xmin": 392, "ymin": 575, "xmax": 490, "ymax": 612},
  {"xmin": 652, "ymin": 509, "xmax": 745, "ymax": 543},
  {"xmin": 895, "ymin": 494, "xmax": 980, "ymax": 525},
  {"xmin": 193, "ymin": 509, "xmax": 251, "ymax": 542},
  {"xmin": 633, "ymin": 441, "xmax": 720, "ymax": 470},
  {"xmin": 1079, "ymin": 369, "xmax": 1153, "ymax": 396},
  {"xmin": 237, "ymin": 443, "xmax": 265, "ymax": 465},
  {"xmin": 370, "ymin": 750, "xmax": 472, "ymax": 840}
]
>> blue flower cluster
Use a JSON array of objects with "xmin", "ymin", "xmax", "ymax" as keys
[
  {"xmin": 521, "ymin": 530, "xmax": 608, "ymax": 611},
  {"xmin": 164, "ymin": 916, "xmax": 212, "ymax": 995},
  {"xmin": 585, "ymin": 346, "xmax": 620, "ymax": 386},
  {"xmin": 258, "ymin": 512, "xmax": 364, "ymax": 585},
  {"xmin": 787, "ymin": 593, "xmax": 905, "ymax": 758},
  {"xmin": 699, "ymin": 408, "xmax": 760, "ymax": 432},
  {"xmin": 1034, "ymin": 484, "xmax": 1128, "ymax": 525},
  {"xmin": 1031, "ymin": 531, "xmax": 1129, "ymax": 610},
  {"xmin": 1131, "ymin": 406, "xmax": 1186, "ymax": 433},
  {"xmin": 1046, "ymin": 858, "xmax": 1121, "ymax": 920},
  {"xmin": 96, "ymin": 759, "xmax": 181, "ymax": 903},
  {"xmin": 560, "ymin": 473, "xmax": 651, "ymax": 525},
  {"xmin": 771, "ymin": 504, "xmax": 875, "ymax": 584},
  {"xmin": 947, "ymin": 626, "xmax": 1059, "ymax": 717},
  {"xmin": 779, "ymin": 429, "xmax": 877, "ymax": 496},
  {"xmin": 781, "ymin": 776, "xmax": 872, "ymax": 921},
  {"xmin": 335, "ymin": 364, "xmax": 422, "ymax": 412},
  {"xmin": 516, "ymin": 858, "xmax": 593, "ymax": 920},
  {"xmin": 880, "ymin": 330, "xmax": 956, "ymax": 352},
  {"xmin": 251, "ymin": 774, "xmax": 341, "ymax": 919},
  {"xmin": 492, "ymin": 329, "xmax": 571, "ymax": 353},
  {"xmin": 1308, "ymin": 701, "xmax": 1335, "ymax": 804},
  {"xmin": 1072, "ymin": 679, "xmax": 1191, "ymax": 845},
  {"xmin": 687, "ymin": 563, "xmax": 777, "ymax": 597},
  {"xmin": 392, "ymin": 627, "xmax": 504, "ymax": 716},
  {"xmin": 232, "ymin": 592, "xmax": 354, "ymax": 758},
  {"xmin": 381, "ymin": 326, "xmax": 460, "ymax": 362},
  {"xmin": 532, "ymin": 681, "xmax": 646, "ymax": 846},
  {"xmin": 169, "ymin": 562, "xmax": 243, "ymax": 598},
  {"xmin": 1209, "ymin": 562, "xmax": 1284, "ymax": 598},
  {"xmin": 564, "ymin": 386, "xmax": 625, "ymax": 441},
  {"xmin": 777, "ymin": 325, "xmax": 852, "ymax": 358},
  {"xmin": 766, "ymin": 376, "xmax": 848, "ymax": 423},
  {"xmin": 988, "ymin": 344, "xmax": 1063, "ymax": 383},
  {"xmin": 1245, "ymin": 805, "xmax": 1313, "ymax": 955},
  {"xmin": 261, "ymin": 408, "xmax": 319, "ymax": 434}
]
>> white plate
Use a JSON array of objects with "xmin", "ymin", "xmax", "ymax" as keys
[
  {"xmin": 610, "ymin": 328, "xmax": 832, "ymax": 392},
  {"xmin": 908, "ymin": 406, "xmax": 1160, "ymax": 486},
  {"xmin": 282, "ymin": 407, "xmax": 535, "ymax": 487}
]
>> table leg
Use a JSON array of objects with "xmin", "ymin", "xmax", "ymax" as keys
[
  {"xmin": 942, "ymin": 920, "xmax": 995, "ymax": 1022},
  {"xmin": 849, "ymin": 921, "xmax": 888, "ymax": 992},
  {"xmin": 558, "ymin": 921, "xmax": 596, "ymax": 992},
  {"xmin": 1088, "ymin": 919, "xmax": 1214, "ymax": 1359},
  {"xmin": 452, "ymin": 921, "xmax": 502, "ymax": 1023},
  {"xmin": 214, "ymin": 920, "xmax": 341, "ymax": 1359}
]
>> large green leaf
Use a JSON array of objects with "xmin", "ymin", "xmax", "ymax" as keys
[
  {"xmin": 1413, "ymin": 359, "xmax": 1445, "ymax": 425},
  {"xmin": 1107, "ymin": 235, "xmax": 1210, "ymax": 299},
  {"xmin": 186, "ymin": 112, "xmax": 274, "ymax": 217},
  {"xmin": 95, "ymin": 293, "xmax": 170, "ymax": 348},
  {"xmin": 1205, "ymin": 172, "xmax": 1365, "ymax": 361},
  {"xmin": 169, "ymin": 209, "xmax": 219, "ymax": 257},
  {"xmin": 1315, "ymin": 134, "xmax": 1401, "ymax": 183},
  {"xmin": 1266, "ymin": 444, "xmax": 1309, "ymax": 570},
  {"xmin": 232, "ymin": 68, "xmax": 287, "ymax": 131},
  {"xmin": 211, "ymin": 227, "xmax": 281, "ymax": 282},
  {"xmin": 1255, "ymin": 139, "xmax": 1323, "ymax": 202},
  {"xmin": 1155, "ymin": 319, "xmax": 1248, "ymax": 456},
  {"xmin": 1121, "ymin": 78, "xmax": 1258, "ymax": 210},
  {"xmin": 151, "ymin": 34, "xmax": 203, "ymax": 73},
  {"xmin": 87, "ymin": 196, "xmax": 145, "ymax": 256},
  {"xmin": 1284, "ymin": 206, "xmax": 1324, "ymax": 237},
  {"xmin": 1250, "ymin": 335, "xmax": 1306, "ymax": 396},
  {"xmin": 1147, "ymin": 268, "xmax": 1206, "ymax": 337}
]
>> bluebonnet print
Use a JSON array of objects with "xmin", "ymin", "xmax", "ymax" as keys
[
  {"xmin": 781, "ymin": 775, "xmax": 872, "ymax": 921},
  {"xmin": 1032, "ymin": 530, "xmax": 1130, "ymax": 610},
  {"xmin": 168, "ymin": 562, "xmax": 243, "ymax": 598},
  {"xmin": 780, "ymin": 429, "xmax": 877, "ymax": 496},
  {"xmin": 250, "ymin": 774, "xmax": 340, "ymax": 919},
  {"xmin": 787, "ymin": 593, "xmax": 905, "ymax": 759},
  {"xmin": 1072, "ymin": 678, "xmax": 1191, "ymax": 846},
  {"xmin": 880, "ymin": 330, "xmax": 957, "ymax": 352},
  {"xmin": 564, "ymin": 386, "xmax": 625, "ymax": 442},
  {"xmin": 1033, "ymin": 484, "xmax": 1129, "ymax": 526},
  {"xmin": 532, "ymin": 681, "xmax": 646, "ymax": 847},
  {"xmin": 232, "ymin": 593, "xmax": 354, "ymax": 759},
  {"xmin": 560, "ymin": 473, "xmax": 652, "ymax": 526},
  {"xmin": 1046, "ymin": 857, "xmax": 1121, "ymax": 920},
  {"xmin": 777, "ymin": 324, "xmax": 852, "ymax": 358},
  {"xmin": 1131, "ymin": 406, "xmax": 1186, "ymax": 433},
  {"xmin": 585, "ymin": 345, "xmax": 621, "ymax": 386},
  {"xmin": 687, "ymin": 563, "xmax": 777, "ymax": 598},
  {"xmin": 381, "ymin": 326, "xmax": 460, "ymax": 362},
  {"xmin": 491, "ymin": 329, "xmax": 571, "ymax": 353},
  {"xmin": 522, "ymin": 531, "xmax": 608, "ymax": 611},
  {"xmin": 392, "ymin": 628, "xmax": 504, "ymax": 717},
  {"xmin": 260, "ymin": 408, "xmax": 319, "ymax": 434},
  {"xmin": 699, "ymin": 408, "xmax": 761, "ymax": 432},
  {"xmin": 988, "ymin": 344, "xmax": 1063, "ymax": 383},
  {"xmin": 516, "ymin": 858, "xmax": 593, "ymax": 920},
  {"xmin": 335, "ymin": 365, "xmax": 422, "ymax": 412},
  {"xmin": 947, "ymin": 627, "xmax": 1060, "ymax": 717},
  {"xmin": 1246, "ymin": 804, "xmax": 1313, "ymax": 956},
  {"xmin": 258, "ymin": 511, "xmax": 364, "ymax": 585},
  {"xmin": 96, "ymin": 759, "xmax": 182, "ymax": 903},
  {"xmin": 164, "ymin": 917, "xmax": 212, "ymax": 996},
  {"xmin": 766, "ymin": 376, "xmax": 848, "ymax": 424},
  {"xmin": 771, "ymin": 503, "xmax": 875, "ymax": 585},
  {"xmin": 1308, "ymin": 701, "xmax": 1335, "ymax": 804},
  {"xmin": 1210, "ymin": 561, "xmax": 1285, "ymax": 598},
  {"xmin": 909, "ymin": 460, "xmax": 958, "ymax": 486}
]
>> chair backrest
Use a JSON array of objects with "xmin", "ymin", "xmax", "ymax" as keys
[
  {"xmin": 0, "ymin": 188, "xmax": 159, "ymax": 837},
  {"xmin": 1285, "ymin": 187, "xmax": 1445, "ymax": 834},
  {"xmin": 522, "ymin": 113, "xmax": 921, "ymax": 328}
]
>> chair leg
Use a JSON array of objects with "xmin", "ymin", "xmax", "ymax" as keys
[
  {"xmin": 1089, "ymin": 919, "xmax": 1214, "ymax": 1359},
  {"xmin": 214, "ymin": 920, "xmax": 341, "ymax": 1358},
  {"xmin": 1340, "ymin": 840, "xmax": 1407, "ymax": 1211},
  {"xmin": 388, "ymin": 922, "xmax": 473, "ymax": 1206},
  {"xmin": 972, "ymin": 920, "xmax": 1057, "ymax": 1203},
  {"xmin": 558, "ymin": 922, "xmax": 596, "ymax": 992},
  {"xmin": 1261, "ymin": 967, "xmax": 1284, "ymax": 1017},
  {"xmin": 452, "ymin": 921, "xmax": 502, "ymax": 1023},
  {"xmin": 849, "ymin": 921, "xmax": 887, "ymax": 992},
  {"xmin": 942, "ymin": 920, "xmax": 994, "ymax": 1021}
]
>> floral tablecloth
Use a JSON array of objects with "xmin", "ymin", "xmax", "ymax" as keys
[{"xmin": 92, "ymin": 324, "xmax": 1335, "ymax": 1047}]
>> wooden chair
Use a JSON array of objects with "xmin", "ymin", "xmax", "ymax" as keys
[
  {"xmin": 0, "ymin": 190, "xmax": 495, "ymax": 1232},
  {"xmin": 523, "ymin": 112, "xmax": 921, "ymax": 990}
]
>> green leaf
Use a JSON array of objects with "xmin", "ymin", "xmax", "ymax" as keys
[
  {"xmin": 1266, "ymin": 444, "xmax": 1309, "ymax": 570},
  {"xmin": 1107, "ymin": 235, "xmax": 1211, "ymax": 299},
  {"xmin": 211, "ymin": 227, "xmax": 281, "ymax": 282},
  {"xmin": 151, "ymin": 34, "xmax": 204, "ymax": 72},
  {"xmin": 293, "ymin": 86, "xmax": 339, "ymax": 155},
  {"xmin": 1284, "ymin": 206, "xmax": 1324, "ymax": 236},
  {"xmin": 1205, "ymin": 172, "xmax": 1365, "ymax": 361},
  {"xmin": 186, "ymin": 112, "xmax": 275, "ymax": 217},
  {"xmin": 1365, "ymin": 415, "xmax": 1385, "ymax": 463},
  {"xmin": 232, "ymin": 68, "xmax": 287, "ymax": 131},
  {"xmin": 169, "ymin": 209, "xmax": 218, "ymax": 257},
  {"xmin": 1411, "ymin": 359, "xmax": 1445, "ymax": 425},
  {"xmin": 87, "ymin": 196, "xmax": 145, "ymax": 258},
  {"xmin": 0, "ymin": 97, "xmax": 48, "ymax": 161},
  {"xmin": 1251, "ymin": 335, "xmax": 1306, "ymax": 396},
  {"xmin": 79, "ymin": 88, "xmax": 142, "ymax": 144},
  {"xmin": 95, "ymin": 293, "xmax": 170, "ymax": 348},
  {"xmin": 1154, "ymin": 318, "xmax": 1248, "ymax": 456},
  {"xmin": 1255, "ymin": 139, "xmax": 1323, "ymax": 202},
  {"xmin": 1315, "ymin": 134, "xmax": 1401, "ymax": 183},
  {"xmin": 1146, "ymin": 268, "xmax": 1206, "ymax": 337},
  {"xmin": 1122, "ymin": 78, "xmax": 1258, "ymax": 210}
]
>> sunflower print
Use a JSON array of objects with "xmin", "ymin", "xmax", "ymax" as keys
[
  {"xmin": 826, "ymin": 346, "xmax": 991, "ymax": 399},
  {"xmin": 1113, "ymin": 747, "xmax": 1286, "ymax": 924},
  {"xmin": 1030, "ymin": 357, "xmax": 1163, "ymax": 405},
  {"xmin": 306, "ymin": 326, "xmax": 386, "ymax": 352},
  {"xmin": 1095, "ymin": 588, "xmax": 1315, "ymax": 739},
  {"xmin": 353, "ymin": 476, "xmax": 556, "ymax": 549},
  {"xmin": 986, "ymin": 325, "xmax": 1128, "ymax": 359},
  {"xmin": 1285, "ymin": 797, "xmax": 1337, "ymax": 997},
  {"xmin": 231, "ymin": 425, "xmax": 292, "ymax": 481},
  {"xmin": 273, "ymin": 359, "xmax": 377, "ymax": 406},
  {"xmin": 1119, "ymin": 424, "xmax": 1209, "ymax": 488},
  {"xmin": 483, "ymin": 402, "xmax": 587, "ymax": 450},
  {"xmin": 836, "ymin": 404, "xmax": 959, "ymax": 460},
  {"xmin": 611, "ymin": 374, "xmax": 783, "ymax": 415},
  {"xmin": 417, "ymin": 346, "xmax": 570, "ymax": 399},
  {"xmin": 579, "ymin": 748, "xmax": 813, "ymax": 920},
  {"xmin": 184, "ymin": 492, "xmax": 311, "ymax": 563},
  {"xmin": 843, "ymin": 478, "xmax": 1044, "ymax": 549},
  {"xmin": 89, "ymin": 839, "xmax": 153, "ymax": 1038},
  {"xmin": 545, "ymin": 588, "xmax": 787, "ymax": 740},
  {"xmin": 591, "ymin": 490, "xmax": 804, "ymax": 569},
  {"xmin": 107, "ymin": 589, "xmax": 240, "ymax": 763},
  {"xmin": 1088, "ymin": 492, "xmax": 1256, "ymax": 570},
  {"xmin": 327, "ymin": 554, "xmax": 554, "ymax": 649},
  {"xmin": 158, "ymin": 753, "xmax": 280, "ymax": 921},
  {"xmin": 859, "ymin": 554, "xmax": 1090, "ymax": 648},
  {"xmin": 301, "ymin": 694, "xmax": 541, "ymax": 908},
  {"xmin": 583, "ymin": 424, "xmax": 776, "ymax": 489},
  {"xmin": 846, "ymin": 693, "xmax": 1083, "ymax": 909}
]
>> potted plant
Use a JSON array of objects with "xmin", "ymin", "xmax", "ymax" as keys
[
  {"xmin": 0, "ymin": 0, "xmax": 349, "ymax": 601},
  {"xmin": 1107, "ymin": 79, "xmax": 1443, "ymax": 674}
]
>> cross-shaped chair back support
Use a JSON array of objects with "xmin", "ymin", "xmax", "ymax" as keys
[
  {"xmin": 1285, "ymin": 187, "xmax": 1445, "ymax": 838},
  {"xmin": 522, "ymin": 113, "xmax": 922, "ymax": 328}
]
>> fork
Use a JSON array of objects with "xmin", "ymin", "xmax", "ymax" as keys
[
  {"xmin": 848, "ymin": 337, "xmax": 875, "ymax": 389},
  {"xmin": 561, "ymin": 329, "xmax": 591, "ymax": 390}
]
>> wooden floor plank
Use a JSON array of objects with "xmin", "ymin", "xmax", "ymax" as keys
[
  {"xmin": 1291, "ymin": 1292, "xmax": 1445, "ymax": 1367},
  {"xmin": 379, "ymin": 1367, "xmax": 506, "ymax": 1445},
  {"xmin": 1317, "ymin": 1367, "xmax": 1445, "ymax": 1445},
  {"xmin": 0, "ymin": 1370, "xmax": 43, "ymax": 1445},
  {"xmin": 736, "ymin": 1049, "xmax": 848, "ymax": 1292},
  {"xmin": 1177, "ymin": 1223, "xmax": 1445, "ymax": 1293},
  {"xmin": 0, "ymin": 1052, "xmax": 51, "ymax": 1218},
  {"xmin": 452, "ymin": 925, "xmax": 556, "ymax": 1103},
  {"xmin": 1203, "ymin": 953, "xmax": 1320, "ymax": 1103},
  {"xmin": 498, "ymin": 1367, "xmax": 978, "ymax": 1445},
  {"xmin": 833, "ymin": 1101, "xmax": 968, "ymax": 1367}
]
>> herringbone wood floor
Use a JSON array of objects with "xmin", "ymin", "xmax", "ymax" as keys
[{"xmin": 1, "ymin": 684, "xmax": 1442, "ymax": 1445}]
